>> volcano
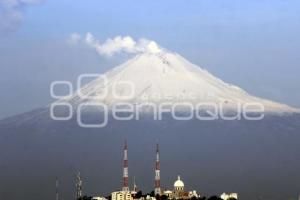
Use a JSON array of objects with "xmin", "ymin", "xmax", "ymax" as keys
[
  {"xmin": 61, "ymin": 50, "xmax": 297, "ymax": 113},
  {"xmin": 0, "ymin": 50, "xmax": 300, "ymax": 200}
]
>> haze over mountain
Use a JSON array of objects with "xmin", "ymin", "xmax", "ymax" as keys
[{"xmin": 0, "ymin": 47, "xmax": 300, "ymax": 200}]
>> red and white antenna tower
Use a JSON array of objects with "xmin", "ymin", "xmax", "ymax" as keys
[
  {"xmin": 122, "ymin": 140, "xmax": 129, "ymax": 191},
  {"xmin": 154, "ymin": 143, "xmax": 161, "ymax": 195}
]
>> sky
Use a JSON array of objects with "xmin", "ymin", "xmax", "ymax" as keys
[{"xmin": 0, "ymin": 0, "xmax": 300, "ymax": 119}]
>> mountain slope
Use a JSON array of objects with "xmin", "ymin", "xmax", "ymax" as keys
[{"xmin": 62, "ymin": 50, "xmax": 298, "ymax": 113}]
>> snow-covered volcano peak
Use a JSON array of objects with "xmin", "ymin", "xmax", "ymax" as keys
[
  {"xmin": 65, "ymin": 50, "xmax": 299, "ymax": 113},
  {"xmin": 114, "ymin": 50, "xmax": 214, "ymax": 79}
]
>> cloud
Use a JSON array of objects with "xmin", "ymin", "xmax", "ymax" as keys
[
  {"xmin": 0, "ymin": 0, "xmax": 42, "ymax": 32},
  {"xmin": 67, "ymin": 32, "xmax": 81, "ymax": 45},
  {"xmin": 68, "ymin": 32, "xmax": 162, "ymax": 56}
]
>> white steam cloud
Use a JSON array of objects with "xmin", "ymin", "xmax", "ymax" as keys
[
  {"xmin": 67, "ymin": 32, "xmax": 81, "ymax": 45},
  {"xmin": 68, "ymin": 32, "xmax": 162, "ymax": 56},
  {"xmin": 0, "ymin": 0, "xmax": 42, "ymax": 32}
]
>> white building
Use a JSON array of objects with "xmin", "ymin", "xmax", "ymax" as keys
[
  {"xmin": 131, "ymin": 191, "xmax": 137, "ymax": 196},
  {"xmin": 220, "ymin": 193, "xmax": 238, "ymax": 200},
  {"xmin": 188, "ymin": 190, "xmax": 199, "ymax": 198},
  {"xmin": 174, "ymin": 175, "xmax": 184, "ymax": 192},
  {"xmin": 163, "ymin": 190, "xmax": 173, "ymax": 199},
  {"xmin": 173, "ymin": 175, "xmax": 190, "ymax": 199},
  {"xmin": 111, "ymin": 191, "xmax": 133, "ymax": 200},
  {"xmin": 92, "ymin": 197, "xmax": 107, "ymax": 200},
  {"xmin": 145, "ymin": 195, "xmax": 156, "ymax": 200}
]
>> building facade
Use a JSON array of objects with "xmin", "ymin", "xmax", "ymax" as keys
[
  {"xmin": 112, "ymin": 191, "xmax": 133, "ymax": 200},
  {"xmin": 220, "ymin": 193, "xmax": 238, "ymax": 200},
  {"xmin": 173, "ymin": 175, "xmax": 189, "ymax": 199}
]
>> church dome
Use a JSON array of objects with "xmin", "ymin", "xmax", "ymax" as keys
[{"xmin": 174, "ymin": 175, "xmax": 184, "ymax": 188}]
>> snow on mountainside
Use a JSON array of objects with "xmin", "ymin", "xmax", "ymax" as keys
[{"xmin": 60, "ymin": 50, "xmax": 298, "ymax": 113}]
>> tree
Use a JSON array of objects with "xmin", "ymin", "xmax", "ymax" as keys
[
  {"xmin": 207, "ymin": 196, "xmax": 222, "ymax": 200},
  {"xmin": 191, "ymin": 196, "xmax": 198, "ymax": 200},
  {"xmin": 155, "ymin": 194, "xmax": 161, "ymax": 200},
  {"xmin": 150, "ymin": 191, "xmax": 155, "ymax": 197},
  {"xmin": 78, "ymin": 196, "xmax": 93, "ymax": 200},
  {"xmin": 160, "ymin": 194, "xmax": 168, "ymax": 200},
  {"xmin": 135, "ymin": 190, "xmax": 143, "ymax": 199}
]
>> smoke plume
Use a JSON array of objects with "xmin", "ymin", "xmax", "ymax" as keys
[{"xmin": 68, "ymin": 32, "xmax": 162, "ymax": 56}]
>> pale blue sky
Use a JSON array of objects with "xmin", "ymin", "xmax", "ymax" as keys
[{"xmin": 0, "ymin": 0, "xmax": 300, "ymax": 119}]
